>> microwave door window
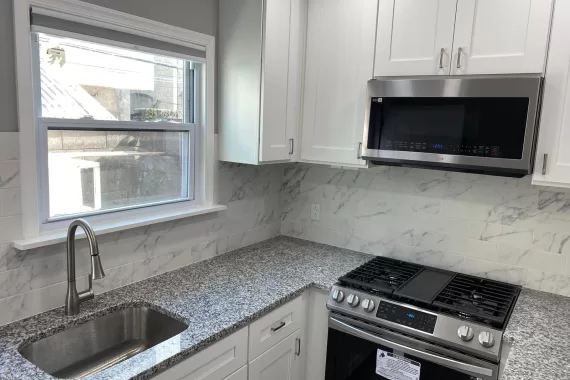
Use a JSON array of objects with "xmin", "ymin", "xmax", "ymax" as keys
[{"xmin": 367, "ymin": 98, "xmax": 529, "ymax": 159}]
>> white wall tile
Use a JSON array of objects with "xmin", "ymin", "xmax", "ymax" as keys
[
  {"xmin": 0, "ymin": 132, "xmax": 20, "ymax": 161},
  {"xmin": 0, "ymin": 161, "xmax": 20, "ymax": 189},
  {"xmin": 0, "ymin": 215, "xmax": 22, "ymax": 244},
  {"xmin": 0, "ymin": 188, "xmax": 21, "ymax": 216},
  {"xmin": 0, "ymin": 277, "xmax": 88, "ymax": 326},
  {"xmin": 0, "ymin": 159, "xmax": 286, "ymax": 326},
  {"xmin": 282, "ymin": 163, "xmax": 570, "ymax": 293}
]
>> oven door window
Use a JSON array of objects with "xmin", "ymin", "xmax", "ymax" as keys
[
  {"xmin": 326, "ymin": 327, "xmax": 478, "ymax": 380},
  {"xmin": 367, "ymin": 97, "xmax": 529, "ymax": 159}
]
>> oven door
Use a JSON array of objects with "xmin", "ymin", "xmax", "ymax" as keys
[{"xmin": 326, "ymin": 316, "xmax": 498, "ymax": 380}]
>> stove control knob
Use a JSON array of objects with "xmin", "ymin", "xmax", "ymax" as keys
[
  {"xmin": 332, "ymin": 290, "xmax": 345, "ymax": 303},
  {"xmin": 361, "ymin": 299, "xmax": 375, "ymax": 312},
  {"xmin": 347, "ymin": 294, "xmax": 360, "ymax": 308},
  {"xmin": 478, "ymin": 331, "xmax": 495, "ymax": 348},
  {"xmin": 457, "ymin": 326, "xmax": 474, "ymax": 342}
]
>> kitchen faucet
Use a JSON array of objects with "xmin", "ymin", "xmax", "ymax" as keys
[{"xmin": 65, "ymin": 219, "xmax": 105, "ymax": 316}]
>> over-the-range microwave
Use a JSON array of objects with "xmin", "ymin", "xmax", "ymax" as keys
[{"xmin": 361, "ymin": 75, "xmax": 544, "ymax": 177}]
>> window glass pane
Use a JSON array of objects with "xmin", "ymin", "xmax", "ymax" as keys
[
  {"xmin": 47, "ymin": 129, "xmax": 190, "ymax": 218},
  {"xmin": 38, "ymin": 32, "xmax": 192, "ymax": 123}
]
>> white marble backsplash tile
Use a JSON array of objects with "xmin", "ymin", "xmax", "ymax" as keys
[
  {"xmin": 282, "ymin": 163, "xmax": 570, "ymax": 297},
  {"xmin": 0, "ymin": 131, "xmax": 285, "ymax": 326}
]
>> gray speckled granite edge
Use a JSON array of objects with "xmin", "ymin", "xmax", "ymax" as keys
[
  {"xmin": 501, "ymin": 288, "xmax": 570, "ymax": 380},
  {"xmin": 0, "ymin": 236, "xmax": 373, "ymax": 380}
]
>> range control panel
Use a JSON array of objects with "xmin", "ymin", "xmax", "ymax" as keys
[{"xmin": 376, "ymin": 301, "xmax": 437, "ymax": 334}]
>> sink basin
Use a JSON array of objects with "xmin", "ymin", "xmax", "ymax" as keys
[{"xmin": 19, "ymin": 307, "xmax": 188, "ymax": 379}]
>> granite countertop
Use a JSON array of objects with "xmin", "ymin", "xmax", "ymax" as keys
[
  {"xmin": 0, "ymin": 236, "xmax": 372, "ymax": 380},
  {"xmin": 502, "ymin": 288, "xmax": 570, "ymax": 380},
  {"xmin": 1, "ymin": 235, "xmax": 568, "ymax": 380}
]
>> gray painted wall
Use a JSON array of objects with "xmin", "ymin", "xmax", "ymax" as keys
[
  {"xmin": 0, "ymin": 0, "xmax": 218, "ymax": 132},
  {"xmin": 0, "ymin": 0, "xmax": 17, "ymax": 133}
]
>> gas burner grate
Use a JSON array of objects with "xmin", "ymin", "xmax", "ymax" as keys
[
  {"xmin": 339, "ymin": 257, "xmax": 423, "ymax": 296},
  {"xmin": 433, "ymin": 274, "xmax": 519, "ymax": 329}
]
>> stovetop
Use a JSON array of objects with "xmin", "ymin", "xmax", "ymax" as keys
[
  {"xmin": 338, "ymin": 256, "xmax": 519, "ymax": 330},
  {"xmin": 327, "ymin": 256, "xmax": 521, "ymax": 363}
]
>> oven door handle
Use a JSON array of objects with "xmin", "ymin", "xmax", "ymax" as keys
[{"xmin": 329, "ymin": 317, "xmax": 493, "ymax": 378}]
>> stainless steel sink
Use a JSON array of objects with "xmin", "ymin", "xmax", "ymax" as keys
[{"xmin": 19, "ymin": 307, "xmax": 188, "ymax": 379}]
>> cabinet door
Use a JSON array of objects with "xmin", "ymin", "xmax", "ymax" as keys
[
  {"xmin": 533, "ymin": 0, "xmax": 570, "ymax": 187},
  {"xmin": 374, "ymin": 0, "xmax": 457, "ymax": 76},
  {"xmin": 259, "ymin": 0, "xmax": 294, "ymax": 162},
  {"xmin": 249, "ymin": 330, "xmax": 304, "ymax": 380},
  {"xmin": 225, "ymin": 366, "xmax": 248, "ymax": 380},
  {"xmin": 300, "ymin": 0, "xmax": 377, "ymax": 167},
  {"xmin": 152, "ymin": 328, "xmax": 248, "ymax": 380},
  {"xmin": 452, "ymin": 0, "xmax": 553, "ymax": 75}
]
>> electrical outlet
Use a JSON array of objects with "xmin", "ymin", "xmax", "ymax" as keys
[{"xmin": 311, "ymin": 203, "xmax": 320, "ymax": 221}]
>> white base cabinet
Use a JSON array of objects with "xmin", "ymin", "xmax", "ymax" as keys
[
  {"xmin": 152, "ymin": 327, "xmax": 248, "ymax": 380},
  {"xmin": 249, "ymin": 330, "xmax": 304, "ymax": 380},
  {"xmin": 152, "ymin": 293, "xmax": 315, "ymax": 380},
  {"xmin": 304, "ymin": 290, "xmax": 330, "ymax": 380},
  {"xmin": 226, "ymin": 366, "xmax": 248, "ymax": 380}
]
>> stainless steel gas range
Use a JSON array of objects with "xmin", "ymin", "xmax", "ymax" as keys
[{"xmin": 325, "ymin": 257, "xmax": 520, "ymax": 380}]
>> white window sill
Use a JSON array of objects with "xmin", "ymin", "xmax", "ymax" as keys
[{"xmin": 13, "ymin": 204, "xmax": 227, "ymax": 250}]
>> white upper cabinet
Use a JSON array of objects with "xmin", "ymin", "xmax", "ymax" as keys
[
  {"xmin": 452, "ymin": 0, "xmax": 554, "ymax": 75},
  {"xmin": 374, "ymin": 0, "xmax": 457, "ymax": 76},
  {"xmin": 219, "ymin": 0, "xmax": 305, "ymax": 165},
  {"xmin": 533, "ymin": 0, "xmax": 570, "ymax": 188},
  {"xmin": 374, "ymin": 0, "xmax": 553, "ymax": 77},
  {"xmin": 300, "ymin": 0, "xmax": 378, "ymax": 167}
]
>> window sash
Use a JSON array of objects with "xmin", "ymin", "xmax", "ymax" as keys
[{"xmin": 37, "ymin": 118, "xmax": 196, "ymax": 223}]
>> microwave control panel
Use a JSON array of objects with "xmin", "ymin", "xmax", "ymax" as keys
[
  {"xmin": 380, "ymin": 140, "xmax": 502, "ymax": 157},
  {"xmin": 376, "ymin": 301, "xmax": 437, "ymax": 334}
]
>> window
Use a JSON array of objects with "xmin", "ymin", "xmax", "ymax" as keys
[
  {"xmin": 35, "ymin": 33, "xmax": 197, "ymax": 221},
  {"xmin": 12, "ymin": 1, "xmax": 218, "ymax": 247}
]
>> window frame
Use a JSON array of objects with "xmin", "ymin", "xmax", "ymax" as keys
[
  {"xmin": 32, "ymin": 28, "xmax": 200, "ymax": 227},
  {"xmin": 12, "ymin": 0, "xmax": 219, "ymax": 248}
]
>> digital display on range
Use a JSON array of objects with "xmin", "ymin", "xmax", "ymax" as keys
[{"xmin": 377, "ymin": 302, "xmax": 437, "ymax": 333}]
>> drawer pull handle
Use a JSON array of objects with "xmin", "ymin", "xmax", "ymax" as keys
[
  {"xmin": 456, "ymin": 47, "xmax": 463, "ymax": 69},
  {"xmin": 271, "ymin": 321, "xmax": 286, "ymax": 333}
]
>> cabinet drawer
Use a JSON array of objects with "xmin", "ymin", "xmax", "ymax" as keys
[
  {"xmin": 224, "ymin": 365, "xmax": 247, "ymax": 380},
  {"xmin": 249, "ymin": 295, "xmax": 306, "ymax": 360},
  {"xmin": 153, "ymin": 327, "xmax": 248, "ymax": 380}
]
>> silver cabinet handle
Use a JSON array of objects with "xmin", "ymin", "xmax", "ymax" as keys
[
  {"xmin": 357, "ymin": 142, "xmax": 362, "ymax": 160},
  {"xmin": 542, "ymin": 153, "xmax": 548, "ymax": 175},
  {"xmin": 329, "ymin": 317, "xmax": 493, "ymax": 378},
  {"xmin": 456, "ymin": 47, "xmax": 463, "ymax": 69},
  {"xmin": 439, "ymin": 48, "xmax": 445, "ymax": 69},
  {"xmin": 271, "ymin": 321, "xmax": 286, "ymax": 332},
  {"xmin": 289, "ymin": 138, "xmax": 294, "ymax": 155},
  {"xmin": 295, "ymin": 337, "xmax": 301, "ymax": 356}
]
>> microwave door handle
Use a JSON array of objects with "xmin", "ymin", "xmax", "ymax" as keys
[{"xmin": 329, "ymin": 317, "xmax": 493, "ymax": 379}]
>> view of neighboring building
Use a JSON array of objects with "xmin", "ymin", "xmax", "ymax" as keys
[{"xmin": 39, "ymin": 33, "xmax": 189, "ymax": 218}]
